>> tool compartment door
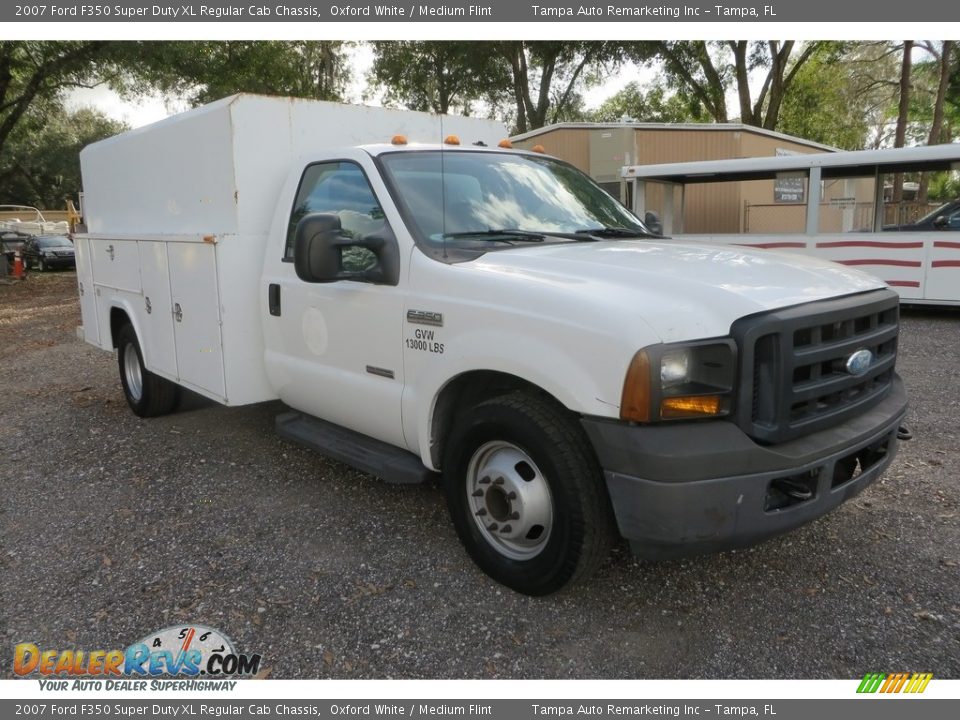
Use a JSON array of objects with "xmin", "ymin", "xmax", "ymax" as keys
[
  {"xmin": 138, "ymin": 241, "xmax": 178, "ymax": 379},
  {"xmin": 89, "ymin": 238, "xmax": 141, "ymax": 292},
  {"xmin": 74, "ymin": 237, "xmax": 101, "ymax": 347},
  {"xmin": 89, "ymin": 237, "xmax": 141, "ymax": 352},
  {"xmin": 167, "ymin": 242, "xmax": 226, "ymax": 401}
]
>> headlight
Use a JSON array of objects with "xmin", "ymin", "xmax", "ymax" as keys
[
  {"xmin": 660, "ymin": 351, "xmax": 690, "ymax": 388},
  {"xmin": 621, "ymin": 340, "xmax": 737, "ymax": 422},
  {"xmin": 43, "ymin": 250, "xmax": 56, "ymax": 257}
]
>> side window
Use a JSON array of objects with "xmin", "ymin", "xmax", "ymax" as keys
[{"xmin": 285, "ymin": 161, "xmax": 387, "ymax": 264}]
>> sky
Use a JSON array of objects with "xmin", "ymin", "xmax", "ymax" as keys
[{"xmin": 64, "ymin": 43, "xmax": 646, "ymax": 130}]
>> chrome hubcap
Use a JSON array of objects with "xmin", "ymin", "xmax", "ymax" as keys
[
  {"xmin": 466, "ymin": 441, "xmax": 553, "ymax": 560},
  {"xmin": 123, "ymin": 343, "xmax": 143, "ymax": 402}
]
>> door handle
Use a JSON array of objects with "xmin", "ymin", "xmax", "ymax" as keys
[
  {"xmin": 173, "ymin": 302, "xmax": 183, "ymax": 323},
  {"xmin": 268, "ymin": 284, "xmax": 281, "ymax": 316}
]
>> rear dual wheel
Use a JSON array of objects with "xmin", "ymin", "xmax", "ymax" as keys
[
  {"xmin": 443, "ymin": 391, "xmax": 614, "ymax": 596},
  {"xmin": 117, "ymin": 323, "xmax": 178, "ymax": 417}
]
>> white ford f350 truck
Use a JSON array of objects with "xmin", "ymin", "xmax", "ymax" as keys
[{"xmin": 76, "ymin": 95, "xmax": 907, "ymax": 595}]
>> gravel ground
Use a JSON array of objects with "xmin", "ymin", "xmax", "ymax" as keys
[{"xmin": 1, "ymin": 271, "xmax": 958, "ymax": 679}]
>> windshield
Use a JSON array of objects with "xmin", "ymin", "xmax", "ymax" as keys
[{"xmin": 378, "ymin": 150, "xmax": 649, "ymax": 253}]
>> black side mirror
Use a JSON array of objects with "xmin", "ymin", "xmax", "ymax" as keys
[
  {"xmin": 293, "ymin": 213, "xmax": 399, "ymax": 285},
  {"xmin": 933, "ymin": 215, "xmax": 949, "ymax": 229},
  {"xmin": 294, "ymin": 214, "xmax": 341, "ymax": 282}
]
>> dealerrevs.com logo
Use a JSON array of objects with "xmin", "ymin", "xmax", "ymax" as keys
[{"xmin": 14, "ymin": 625, "xmax": 262, "ymax": 690}]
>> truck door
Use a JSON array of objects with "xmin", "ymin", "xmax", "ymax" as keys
[{"xmin": 263, "ymin": 160, "xmax": 406, "ymax": 447}]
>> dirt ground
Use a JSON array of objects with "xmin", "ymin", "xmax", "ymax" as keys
[{"xmin": 1, "ymin": 271, "xmax": 958, "ymax": 679}]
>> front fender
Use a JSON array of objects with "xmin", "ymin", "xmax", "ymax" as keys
[{"xmin": 402, "ymin": 326, "xmax": 629, "ymax": 471}]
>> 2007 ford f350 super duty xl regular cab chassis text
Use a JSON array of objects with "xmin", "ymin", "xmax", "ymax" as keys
[{"xmin": 75, "ymin": 95, "xmax": 907, "ymax": 595}]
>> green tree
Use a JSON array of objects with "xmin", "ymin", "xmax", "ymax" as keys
[
  {"xmin": 927, "ymin": 171, "xmax": 960, "ymax": 201},
  {"xmin": 627, "ymin": 41, "xmax": 824, "ymax": 130},
  {"xmin": 0, "ymin": 41, "xmax": 359, "ymax": 206},
  {"xmin": 0, "ymin": 104, "xmax": 127, "ymax": 206},
  {"xmin": 369, "ymin": 42, "xmax": 508, "ymax": 115},
  {"xmin": 902, "ymin": 42, "xmax": 960, "ymax": 147},
  {"xmin": 638, "ymin": 41, "xmax": 729, "ymax": 122},
  {"xmin": 500, "ymin": 41, "xmax": 626, "ymax": 133},
  {"xmin": 0, "ymin": 41, "xmax": 120, "ymax": 160},
  {"xmin": 948, "ymin": 42, "xmax": 960, "ymax": 115},
  {"xmin": 367, "ymin": 41, "xmax": 626, "ymax": 133},
  {"xmin": 0, "ymin": 41, "xmax": 354, "ymax": 166},
  {"xmin": 912, "ymin": 42, "xmax": 958, "ymax": 201},
  {"xmin": 591, "ymin": 82, "xmax": 701, "ymax": 123},
  {"xmin": 778, "ymin": 43, "xmax": 873, "ymax": 149},
  {"xmin": 128, "ymin": 41, "xmax": 352, "ymax": 106}
]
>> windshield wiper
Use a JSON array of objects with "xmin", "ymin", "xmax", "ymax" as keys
[
  {"xmin": 575, "ymin": 226, "xmax": 651, "ymax": 239},
  {"xmin": 442, "ymin": 229, "xmax": 545, "ymax": 242}
]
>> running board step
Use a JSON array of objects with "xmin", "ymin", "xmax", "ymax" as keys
[{"xmin": 275, "ymin": 411, "xmax": 436, "ymax": 485}]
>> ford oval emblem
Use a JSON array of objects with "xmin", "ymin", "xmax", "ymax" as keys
[{"xmin": 845, "ymin": 349, "xmax": 874, "ymax": 376}]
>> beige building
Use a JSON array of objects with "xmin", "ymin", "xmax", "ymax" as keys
[{"xmin": 510, "ymin": 123, "xmax": 842, "ymax": 234}]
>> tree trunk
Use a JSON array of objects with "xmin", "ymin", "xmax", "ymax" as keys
[
  {"xmin": 731, "ymin": 42, "xmax": 755, "ymax": 125},
  {"xmin": 552, "ymin": 52, "xmax": 593, "ymax": 124},
  {"xmin": 918, "ymin": 40, "xmax": 954, "ymax": 204},
  {"xmin": 530, "ymin": 52, "xmax": 556, "ymax": 130},
  {"xmin": 891, "ymin": 40, "xmax": 913, "ymax": 209},
  {"xmin": 504, "ymin": 43, "xmax": 529, "ymax": 134},
  {"xmin": 724, "ymin": 40, "xmax": 814, "ymax": 129},
  {"xmin": 694, "ymin": 42, "xmax": 728, "ymax": 122},
  {"xmin": 760, "ymin": 41, "xmax": 795, "ymax": 131}
]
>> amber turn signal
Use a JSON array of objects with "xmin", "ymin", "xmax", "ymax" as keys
[
  {"xmin": 620, "ymin": 350, "xmax": 652, "ymax": 423},
  {"xmin": 660, "ymin": 395, "xmax": 724, "ymax": 419}
]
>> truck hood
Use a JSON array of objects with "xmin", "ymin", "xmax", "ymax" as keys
[{"xmin": 470, "ymin": 239, "xmax": 887, "ymax": 343}]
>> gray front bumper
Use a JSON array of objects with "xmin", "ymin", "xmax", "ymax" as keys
[{"xmin": 581, "ymin": 375, "xmax": 907, "ymax": 559}]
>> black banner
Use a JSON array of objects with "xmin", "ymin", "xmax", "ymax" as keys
[
  {"xmin": 1, "ymin": 699, "xmax": 959, "ymax": 719},
  {"xmin": 3, "ymin": 1, "xmax": 956, "ymax": 23}
]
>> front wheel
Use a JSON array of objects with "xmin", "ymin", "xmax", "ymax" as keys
[
  {"xmin": 116, "ymin": 323, "xmax": 178, "ymax": 417},
  {"xmin": 443, "ymin": 391, "xmax": 615, "ymax": 595},
  {"xmin": 37, "ymin": 258, "xmax": 46, "ymax": 272}
]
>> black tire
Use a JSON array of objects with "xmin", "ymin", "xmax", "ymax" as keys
[
  {"xmin": 37, "ymin": 258, "xmax": 46, "ymax": 272},
  {"xmin": 442, "ymin": 391, "xmax": 615, "ymax": 596},
  {"xmin": 116, "ymin": 323, "xmax": 178, "ymax": 417}
]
